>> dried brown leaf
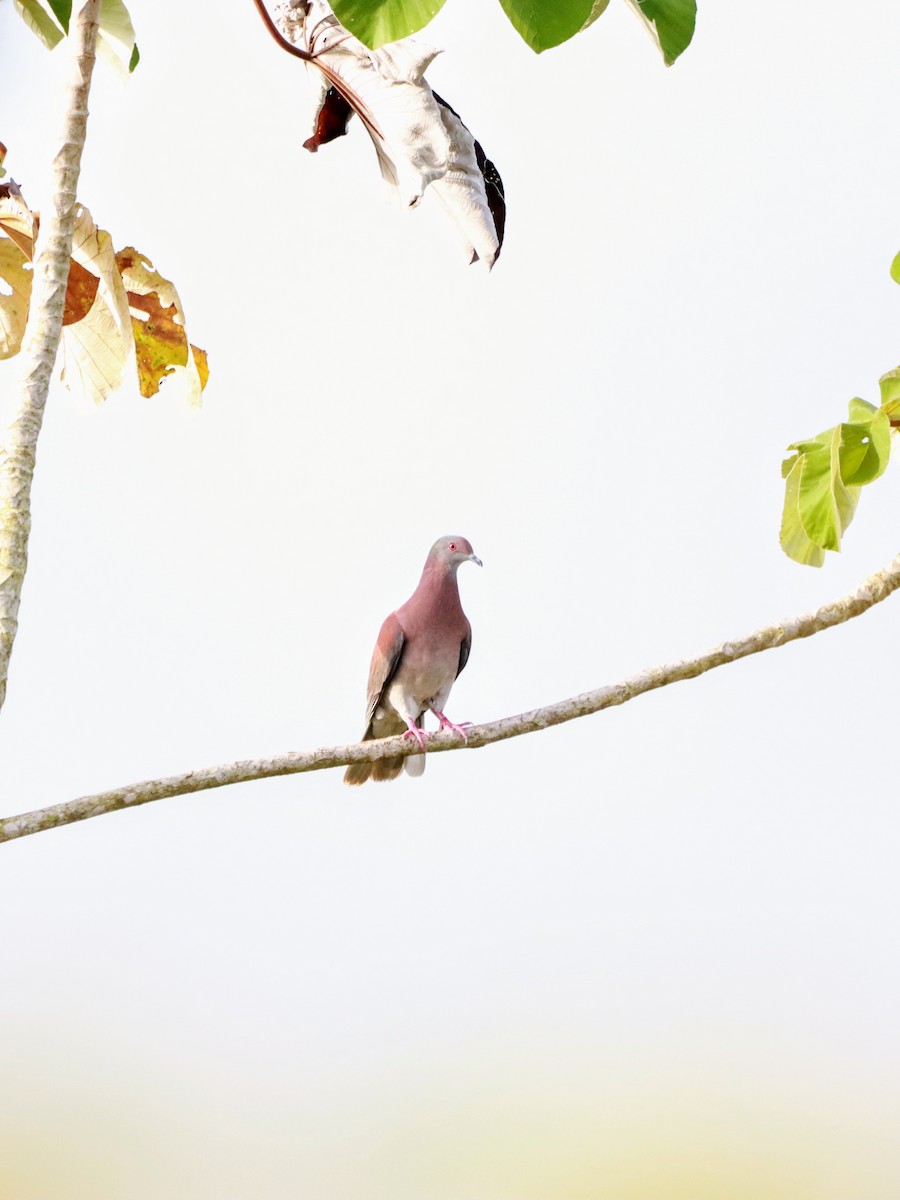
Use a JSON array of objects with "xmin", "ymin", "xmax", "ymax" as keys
[
  {"xmin": 62, "ymin": 259, "xmax": 100, "ymax": 326},
  {"xmin": 116, "ymin": 247, "xmax": 207, "ymax": 405}
]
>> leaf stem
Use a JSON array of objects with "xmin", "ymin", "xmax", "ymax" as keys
[
  {"xmin": 249, "ymin": 0, "xmax": 314, "ymax": 60},
  {"xmin": 249, "ymin": 0, "xmax": 384, "ymax": 140}
]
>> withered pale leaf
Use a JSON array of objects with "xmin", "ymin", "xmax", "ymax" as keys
[
  {"xmin": 431, "ymin": 93, "xmax": 505, "ymax": 266},
  {"xmin": 96, "ymin": 0, "xmax": 138, "ymax": 77},
  {"xmin": 291, "ymin": 1, "xmax": 504, "ymax": 267},
  {"xmin": 1, "ymin": 192, "xmax": 124, "ymax": 361},
  {"xmin": 0, "ymin": 240, "xmax": 32, "ymax": 359},
  {"xmin": 1, "ymin": 191, "xmax": 206, "ymax": 403},
  {"xmin": 0, "ymin": 182, "xmax": 37, "ymax": 259},
  {"xmin": 60, "ymin": 205, "xmax": 134, "ymax": 402},
  {"xmin": 0, "ymin": 184, "xmax": 35, "ymax": 358}
]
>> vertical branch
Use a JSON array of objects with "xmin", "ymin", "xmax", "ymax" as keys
[{"xmin": 0, "ymin": 0, "xmax": 101, "ymax": 712}]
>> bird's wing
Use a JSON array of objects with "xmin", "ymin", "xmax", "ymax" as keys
[
  {"xmin": 456, "ymin": 622, "xmax": 472, "ymax": 679},
  {"xmin": 364, "ymin": 613, "xmax": 406, "ymax": 731}
]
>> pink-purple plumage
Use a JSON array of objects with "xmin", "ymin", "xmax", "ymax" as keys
[{"xmin": 344, "ymin": 536, "xmax": 481, "ymax": 786}]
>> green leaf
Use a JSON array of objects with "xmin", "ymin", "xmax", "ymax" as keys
[
  {"xmin": 624, "ymin": 0, "xmax": 697, "ymax": 65},
  {"xmin": 45, "ymin": 0, "xmax": 70, "ymax": 32},
  {"xmin": 329, "ymin": 0, "xmax": 449, "ymax": 49},
  {"xmin": 331, "ymin": 0, "xmax": 694, "ymax": 57},
  {"xmin": 789, "ymin": 436, "xmax": 830, "ymax": 456},
  {"xmin": 878, "ymin": 366, "xmax": 900, "ymax": 419},
  {"xmin": 839, "ymin": 407, "xmax": 890, "ymax": 486},
  {"xmin": 128, "ymin": 41, "xmax": 140, "ymax": 72},
  {"xmin": 781, "ymin": 457, "xmax": 826, "ymax": 567},
  {"xmin": 780, "ymin": 394, "xmax": 893, "ymax": 566},
  {"xmin": 891, "ymin": 250, "xmax": 900, "ymax": 285},
  {"xmin": 794, "ymin": 425, "xmax": 855, "ymax": 551},
  {"xmin": 496, "ymin": 0, "xmax": 594, "ymax": 51},
  {"xmin": 846, "ymin": 397, "xmax": 877, "ymax": 421},
  {"xmin": 12, "ymin": 0, "xmax": 65, "ymax": 49}
]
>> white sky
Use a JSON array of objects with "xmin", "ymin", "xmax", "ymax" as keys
[{"xmin": 2, "ymin": 1, "xmax": 900, "ymax": 1197}]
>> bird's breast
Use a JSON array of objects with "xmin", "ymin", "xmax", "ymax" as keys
[{"xmin": 397, "ymin": 636, "xmax": 460, "ymax": 703}]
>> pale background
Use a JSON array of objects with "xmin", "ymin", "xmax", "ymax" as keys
[{"xmin": 1, "ymin": 1, "xmax": 900, "ymax": 1197}]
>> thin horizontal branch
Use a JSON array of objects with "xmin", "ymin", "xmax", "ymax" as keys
[{"xmin": 3, "ymin": 551, "xmax": 900, "ymax": 844}]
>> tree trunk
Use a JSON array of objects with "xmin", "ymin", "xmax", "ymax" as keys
[{"xmin": 0, "ymin": 0, "xmax": 102, "ymax": 712}]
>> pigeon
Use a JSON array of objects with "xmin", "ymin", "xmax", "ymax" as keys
[{"xmin": 344, "ymin": 536, "xmax": 482, "ymax": 785}]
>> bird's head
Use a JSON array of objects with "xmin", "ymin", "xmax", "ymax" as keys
[{"xmin": 430, "ymin": 535, "xmax": 482, "ymax": 571}]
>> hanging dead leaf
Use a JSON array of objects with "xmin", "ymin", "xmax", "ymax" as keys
[
  {"xmin": 288, "ymin": 1, "xmax": 505, "ymax": 268},
  {"xmin": 60, "ymin": 205, "xmax": 135, "ymax": 402},
  {"xmin": 0, "ymin": 166, "xmax": 208, "ymax": 403},
  {"xmin": 0, "ymin": 240, "xmax": 32, "ymax": 359},
  {"xmin": 116, "ymin": 247, "xmax": 206, "ymax": 405},
  {"xmin": 0, "ymin": 188, "xmax": 105, "ymax": 346},
  {"xmin": 190, "ymin": 343, "xmax": 209, "ymax": 391},
  {"xmin": 0, "ymin": 183, "xmax": 35, "ymax": 357},
  {"xmin": 125, "ymin": 282, "xmax": 189, "ymax": 394},
  {"xmin": 0, "ymin": 182, "xmax": 37, "ymax": 259}
]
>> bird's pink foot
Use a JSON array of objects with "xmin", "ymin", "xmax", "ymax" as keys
[
  {"xmin": 433, "ymin": 710, "xmax": 473, "ymax": 741},
  {"xmin": 402, "ymin": 722, "xmax": 428, "ymax": 752}
]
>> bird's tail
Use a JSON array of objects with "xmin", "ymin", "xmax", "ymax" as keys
[
  {"xmin": 343, "ymin": 715, "xmax": 428, "ymax": 785},
  {"xmin": 400, "ymin": 710, "xmax": 427, "ymax": 778},
  {"xmin": 404, "ymin": 753, "xmax": 425, "ymax": 778},
  {"xmin": 344, "ymin": 753, "xmax": 405, "ymax": 786},
  {"xmin": 344, "ymin": 720, "xmax": 406, "ymax": 785}
]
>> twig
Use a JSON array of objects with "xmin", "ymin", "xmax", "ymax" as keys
[{"xmin": 3, "ymin": 551, "xmax": 899, "ymax": 844}]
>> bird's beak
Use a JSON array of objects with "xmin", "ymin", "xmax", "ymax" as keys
[{"xmin": 470, "ymin": 554, "xmax": 483, "ymax": 567}]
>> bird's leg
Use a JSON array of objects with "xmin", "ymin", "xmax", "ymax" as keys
[
  {"xmin": 402, "ymin": 720, "xmax": 428, "ymax": 752},
  {"xmin": 431, "ymin": 709, "xmax": 473, "ymax": 741}
]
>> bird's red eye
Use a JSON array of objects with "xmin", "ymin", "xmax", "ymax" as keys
[{"xmin": 449, "ymin": 542, "xmax": 457, "ymax": 551}]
